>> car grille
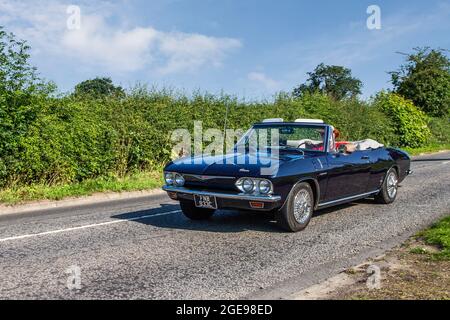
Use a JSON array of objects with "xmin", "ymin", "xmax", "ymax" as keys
[{"xmin": 183, "ymin": 175, "xmax": 237, "ymax": 191}]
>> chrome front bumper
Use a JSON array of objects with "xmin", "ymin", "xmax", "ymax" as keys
[{"xmin": 162, "ymin": 186, "xmax": 282, "ymax": 202}]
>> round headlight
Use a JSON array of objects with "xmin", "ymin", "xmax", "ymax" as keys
[
  {"xmin": 242, "ymin": 178, "xmax": 255, "ymax": 193},
  {"xmin": 258, "ymin": 180, "xmax": 272, "ymax": 194},
  {"xmin": 174, "ymin": 173, "xmax": 185, "ymax": 186},
  {"xmin": 164, "ymin": 172, "xmax": 174, "ymax": 185}
]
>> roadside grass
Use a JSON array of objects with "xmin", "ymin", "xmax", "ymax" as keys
[
  {"xmin": 413, "ymin": 216, "xmax": 450, "ymax": 261},
  {"xmin": 403, "ymin": 143, "xmax": 450, "ymax": 156},
  {"xmin": 0, "ymin": 171, "xmax": 163, "ymax": 206},
  {"xmin": 331, "ymin": 215, "xmax": 450, "ymax": 300}
]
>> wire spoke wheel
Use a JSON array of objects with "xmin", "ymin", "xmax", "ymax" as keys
[
  {"xmin": 293, "ymin": 189, "xmax": 312, "ymax": 224},
  {"xmin": 387, "ymin": 171, "xmax": 398, "ymax": 199}
]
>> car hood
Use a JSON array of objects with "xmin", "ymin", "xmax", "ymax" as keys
[{"xmin": 164, "ymin": 152, "xmax": 307, "ymax": 177}]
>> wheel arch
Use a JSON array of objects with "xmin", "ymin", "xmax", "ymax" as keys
[
  {"xmin": 391, "ymin": 164, "xmax": 400, "ymax": 176},
  {"xmin": 282, "ymin": 177, "xmax": 320, "ymax": 210},
  {"xmin": 378, "ymin": 165, "xmax": 399, "ymax": 194}
]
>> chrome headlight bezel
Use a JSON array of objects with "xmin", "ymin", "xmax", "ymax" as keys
[
  {"xmin": 235, "ymin": 177, "xmax": 273, "ymax": 195},
  {"xmin": 174, "ymin": 173, "xmax": 185, "ymax": 187},
  {"xmin": 164, "ymin": 172, "xmax": 185, "ymax": 187},
  {"xmin": 242, "ymin": 178, "xmax": 255, "ymax": 193},
  {"xmin": 164, "ymin": 172, "xmax": 174, "ymax": 185},
  {"xmin": 258, "ymin": 179, "xmax": 272, "ymax": 194}
]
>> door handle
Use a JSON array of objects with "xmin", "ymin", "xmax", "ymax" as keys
[{"xmin": 361, "ymin": 156, "xmax": 370, "ymax": 160}]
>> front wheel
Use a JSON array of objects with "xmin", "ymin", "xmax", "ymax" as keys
[
  {"xmin": 180, "ymin": 200, "xmax": 216, "ymax": 220},
  {"xmin": 375, "ymin": 168, "xmax": 399, "ymax": 204},
  {"xmin": 277, "ymin": 182, "xmax": 314, "ymax": 232}
]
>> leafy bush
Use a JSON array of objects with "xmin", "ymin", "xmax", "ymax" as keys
[
  {"xmin": 427, "ymin": 117, "xmax": 450, "ymax": 145},
  {"xmin": 374, "ymin": 92, "xmax": 431, "ymax": 148}
]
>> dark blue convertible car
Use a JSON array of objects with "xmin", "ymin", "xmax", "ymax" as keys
[{"xmin": 163, "ymin": 119, "xmax": 411, "ymax": 232}]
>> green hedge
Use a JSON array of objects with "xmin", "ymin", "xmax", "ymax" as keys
[
  {"xmin": 428, "ymin": 116, "xmax": 450, "ymax": 145},
  {"xmin": 374, "ymin": 92, "xmax": 431, "ymax": 148},
  {"xmin": 0, "ymin": 88, "xmax": 436, "ymax": 188}
]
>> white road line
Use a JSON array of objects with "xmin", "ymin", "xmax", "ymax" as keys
[{"xmin": 0, "ymin": 210, "xmax": 181, "ymax": 243}]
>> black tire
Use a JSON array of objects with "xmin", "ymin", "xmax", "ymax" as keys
[
  {"xmin": 277, "ymin": 182, "xmax": 314, "ymax": 232},
  {"xmin": 375, "ymin": 168, "xmax": 399, "ymax": 204},
  {"xmin": 180, "ymin": 200, "xmax": 216, "ymax": 220}
]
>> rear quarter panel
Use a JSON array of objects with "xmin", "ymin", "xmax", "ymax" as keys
[{"xmin": 387, "ymin": 148, "xmax": 411, "ymax": 182}]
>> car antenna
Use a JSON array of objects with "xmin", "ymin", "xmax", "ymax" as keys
[{"xmin": 223, "ymin": 101, "xmax": 230, "ymax": 143}]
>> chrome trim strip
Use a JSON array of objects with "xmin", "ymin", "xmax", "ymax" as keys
[
  {"xmin": 184, "ymin": 174, "xmax": 236, "ymax": 181},
  {"xmin": 162, "ymin": 186, "xmax": 281, "ymax": 202},
  {"xmin": 318, "ymin": 190, "xmax": 380, "ymax": 207}
]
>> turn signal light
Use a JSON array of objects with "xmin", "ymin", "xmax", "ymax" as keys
[
  {"xmin": 168, "ymin": 192, "xmax": 178, "ymax": 200},
  {"xmin": 249, "ymin": 201, "xmax": 264, "ymax": 209}
]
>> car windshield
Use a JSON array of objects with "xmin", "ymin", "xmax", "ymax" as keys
[{"xmin": 236, "ymin": 124, "xmax": 326, "ymax": 152}]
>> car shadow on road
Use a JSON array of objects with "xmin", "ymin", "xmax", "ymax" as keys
[
  {"xmin": 313, "ymin": 202, "xmax": 357, "ymax": 217},
  {"xmin": 112, "ymin": 198, "xmax": 378, "ymax": 233},
  {"xmin": 111, "ymin": 203, "xmax": 284, "ymax": 233}
]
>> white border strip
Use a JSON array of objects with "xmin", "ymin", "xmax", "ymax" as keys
[{"xmin": 0, "ymin": 210, "xmax": 180, "ymax": 243}]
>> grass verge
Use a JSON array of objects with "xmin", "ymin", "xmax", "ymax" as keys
[
  {"xmin": 330, "ymin": 215, "xmax": 450, "ymax": 300},
  {"xmin": 414, "ymin": 216, "xmax": 450, "ymax": 260},
  {"xmin": 0, "ymin": 171, "xmax": 163, "ymax": 206},
  {"xmin": 404, "ymin": 143, "xmax": 450, "ymax": 156}
]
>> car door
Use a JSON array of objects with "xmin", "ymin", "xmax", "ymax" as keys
[{"xmin": 324, "ymin": 150, "xmax": 372, "ymax": 201}]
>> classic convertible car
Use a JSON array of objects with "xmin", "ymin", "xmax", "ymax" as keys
[{"xmin": 163, "ymin": 119, "xmax": 412, "ymax": 232}]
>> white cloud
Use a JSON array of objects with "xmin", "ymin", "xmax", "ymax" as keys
[
  {"xmin": 0, "ymin": 0, "xmax": 242, "ymax": 74},
  {"xmin": 247, "ymin": 72, "xmax": 280, "ymax": 91},
  {"xmin": 158, "ymin": 32, "xmax": 241, "ymax": 74},
  {"xmin": 61, "ymin": 16, "xmax": 159, "ymax": 72}
]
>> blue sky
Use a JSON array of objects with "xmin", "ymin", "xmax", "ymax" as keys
[{"xmin": 1, "ymin": 0, "xmax": 449, "ymax": 99}]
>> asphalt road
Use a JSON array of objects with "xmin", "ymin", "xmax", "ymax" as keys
[{"xmin": 0, "ymin": 152, "xmax": 449, "ymax": 299}]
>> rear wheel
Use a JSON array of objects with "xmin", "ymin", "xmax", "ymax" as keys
[
  {"xmin": 375, "ymin": 168, "xmax": 398, "ymax": 204},
  {"xmin": 180, "ymin": 200, "xmax": 216, "ymax": 220},
  {"xmin": 277, "ymin": 182, "xmax": 314, "ymax": 232}
]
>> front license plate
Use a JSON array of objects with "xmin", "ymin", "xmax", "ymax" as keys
[{"xmin": 194, "ymin": 195, "xmax": 218, "ymax": 209}]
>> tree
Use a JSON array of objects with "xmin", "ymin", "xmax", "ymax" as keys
[
  {"xmin": 0, "ymin": 26, "xmax": 54, "ymax": 186},
  {"xmin": 74, "ymin": 77, "xmax": 125, "ymax": 97},
  {"xmin": 0, "ymin": 26, "xmax": 46, "ymax": 93},
  {"xmin": 293, "ymin": 63, "xmax": 362, "ymax": 100},
  {"xmin": 390, "ymin": 47, "xmax": 450, "ymax": 117}
]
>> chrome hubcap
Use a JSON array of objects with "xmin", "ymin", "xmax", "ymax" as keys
[
  {"xmin": 387, "ymin": 172, "xmax": 398, "ymax": 199},
  {"xmin": 293, "ymin": 189, "xmax": 312, "ymax": 224}
]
